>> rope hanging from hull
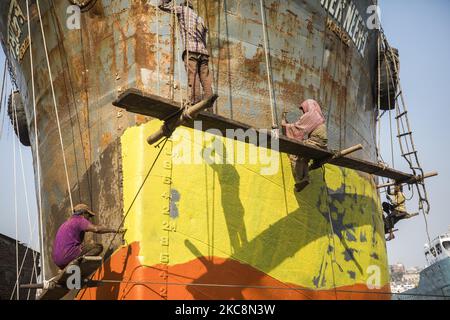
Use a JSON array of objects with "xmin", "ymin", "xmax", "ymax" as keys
[
  {"xmin": 11, "ymin": 91, "xmax": 19, "ymax": 300},
  {"xmin": 36, "ymin": 0, "xmax": 74, "ymax": 213},
  {"xmin": 259, "ymin": 0, "xmax": 278, "ymax": 133},
  {"xmin": 10, "ymin": 92, "xmax": 40, "ymax": 300},
  {"xmin": 0, "ymin": 61, "xmax": 7, "ymax": 139},
  {"xmin": 26, "ymin": 0, "xmax": 46, "ymax": 284}
]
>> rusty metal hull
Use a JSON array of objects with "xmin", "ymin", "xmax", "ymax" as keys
[{"xmin": 1, "ymin": 0, "xmax": 390, "ymax": 300}]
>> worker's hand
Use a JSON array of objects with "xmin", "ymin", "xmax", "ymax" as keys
[{"xmin": 281, "ymin": 119, "xmax": 288, "ymax": 127}]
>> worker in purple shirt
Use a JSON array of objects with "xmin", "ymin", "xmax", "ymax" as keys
[{"xmin": 52, "ymin": 204, "xmax": 125, "ymax": 270}]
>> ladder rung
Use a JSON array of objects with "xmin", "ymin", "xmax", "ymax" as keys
[
  {"xmin": 396, "ymin": 111, "xmax": 408, "ymax": 119},
  {"xmin": 395, "ymin": 91, "xmax": 403, "ymax": 100},
  {"xmin": 402, "ymin": 151, "xmax": 417, "ymax": 157},
  {"xmin": 397, "ymin": 132, "xmax": 412, "ymax": 138}
]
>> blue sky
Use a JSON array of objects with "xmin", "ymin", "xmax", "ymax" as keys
[
  {"xmin": 0, "ymin": 0, "xmax": 449, "ymax": 267},
  {"xmin": 379, "ymin": 0, "xmax": 450, "ymax": 267}
]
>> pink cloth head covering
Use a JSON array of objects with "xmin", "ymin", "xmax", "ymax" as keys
[{"xmin": 285, "ymin": 99, "xmax": 325, "ymax": 141}]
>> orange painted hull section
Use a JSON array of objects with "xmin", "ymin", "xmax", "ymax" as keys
[{"xmin": 78, "ymin": 243, "xmax": 390, "ymax": 300}]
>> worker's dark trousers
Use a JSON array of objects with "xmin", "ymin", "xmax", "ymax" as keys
[
  {"xmin": 80, "ymin": 243, "xmax": 103, "ymax": 257},
  {"xmin": 183, "ymin": 52, "xmax": 213, "ymax": 105}
]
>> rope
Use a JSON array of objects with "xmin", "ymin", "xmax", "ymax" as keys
[
  {"xmin": 0, "ymin": 60, "xmax": 7, "ymax": 139},
  {"xmin": 84, "ymin": 279, "xmax": 450, "ymax": 299},
  {"xmin": 380, "ymin": 31, "xmax": 432, "ymax": 244},
  {"xmin": 9, "ymin": 94, "xmax": 39, "ymax": 300},
  {"xmin": 26, "ymin": 261, "xmax": 36, "ymax": 300},
  {"xmin": 185, "ymin": 0, "xmax": 190, "ymax": 103},
  {"xmin": 13, "ymin": 98, "xmax": 39, "ymax": 300},
  {"xmin": 36, "ymin": 0, "xmax": 74, "ymax": 212},
  {"xmin": 173, "ymin": 1, "xmax": 185, "ymax": 108},
  {"xmin": 322, "ymin": 166, "xmax": 340, "ymax": 300},
  {"xmin": 26, "ymin": 0, "xmax": 46, "ymax": 284},
  {"xmin": 11, "ymin": 92, "xmax": 19, "ymax": 300},
  {"xmin": 318, "ymin": 16, "xmax": 329, "ymax": 125},
  {"xmin": 49, "ymin": 0, "xmax": 93, "ymax": 206},
  {"xmin": 376, "ymin": 33, "xmax": 382, "ymax": 160},
  {"xmin": 77, "ymin": 138, "xmax": 170, "ymax": 301},
  {"xmin": 259, "ymin": 0, "xmax": 278, "ymax": 131},
  {"xmin": 156, "ymin": 5, "xmax": 161, "ymax": 96},
  {"xmin": 77, "ymin": 2, "xmax": 95, "ymax": 206},
  {"xmin": 202, "ymin": 0, "xmax": 219, "ymax": 99},
  {"xmin": 382, "ymin": 40, "xmax": 395, "ymax": 170},
  {"xmin": 202, "ymin": 0, "xmax": 220, "ymax": 114},
  {"xmin": 0, "ymin": 84, "xmax": 7, "ymax": 141},
  {"xmin": 169, "ymin": 5, "xmax": 176, "ymax": 100},
  {"xmin": 104, "ymin": 138, "xmax": 170, "ymax": 256}
]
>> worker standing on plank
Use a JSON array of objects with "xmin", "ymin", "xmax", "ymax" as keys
[
  {"xmin": 52, "ymin": 204, "xmax": 125, "ymax": 270},
  {"xmin": 282, "ymin": 99, "xmax": 328, "ymax": 193},
  {"xmin": 158, "ymin": 0, "xmax": 213, "ymax": 105}
]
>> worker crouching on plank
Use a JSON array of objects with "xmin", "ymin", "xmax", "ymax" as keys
[
  {"xmin": 282, "ymin": 99, "xmax": 328, "ymax": 193},
  {"xmin": 383, "ymin": 185, "xmax": 416, "ymax": 241},
  {"xmin": 52, "ymin": 204, "xmax": 125, "ymax": 270},
  {"xmin": 158, "ymin": 0, "xmax": 214, "ymax": 105}
]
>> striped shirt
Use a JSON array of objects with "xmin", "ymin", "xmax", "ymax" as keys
[{"xmin": 159, "ymin": 0, "xmax": 210, "ymax": 56}]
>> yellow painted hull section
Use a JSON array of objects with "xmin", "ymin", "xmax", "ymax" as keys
[{"xmin": 120, "ymin": 120, "xmax": 389, "ymax": 294}]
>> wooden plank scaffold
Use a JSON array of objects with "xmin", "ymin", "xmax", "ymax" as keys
[{"xmin": 113, "ymin": 88, "xmax": 436, "ymax": 185}]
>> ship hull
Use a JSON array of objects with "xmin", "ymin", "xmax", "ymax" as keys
[
  {"xmin": 397, "ymin": 258, "xmax": 450, "ymax": 300},
  {"xmin": 1, "ymin": 0, "xmax": 390, "ymax": 299}
]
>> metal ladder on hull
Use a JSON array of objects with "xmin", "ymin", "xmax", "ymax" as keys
[{"xmin": 381, "ymin": 33, "xmax": 431, "ymax": 219}]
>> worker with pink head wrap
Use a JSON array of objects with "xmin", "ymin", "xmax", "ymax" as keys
[{"xmin": 282, "ymin": 99, "xmax": 328, "ymax": 192}]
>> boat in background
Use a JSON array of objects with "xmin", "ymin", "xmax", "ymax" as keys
[{"xmin": 396, "ymin": 228, "xmax": 450, "ymax": 300}]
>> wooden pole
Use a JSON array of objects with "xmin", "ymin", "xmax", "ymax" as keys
[
  {"xmin": 310, "ymin": 144, "xmax": 363, "ymax": 170},
  {"xmin": 377, "ymin": 171, "xmax": 438, "ymax": 189},
  {"xmin": 147, "ymin": 94, "xmax": 219, "ymax": 145}
]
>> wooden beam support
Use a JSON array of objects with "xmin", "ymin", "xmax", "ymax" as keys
[{"xmin": 113, "ymin": 89, "xmax": 418, "ymax": 182}]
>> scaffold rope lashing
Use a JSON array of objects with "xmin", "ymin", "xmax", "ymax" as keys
[
  {"xmin": 36, "ymin": 0, "xmax": 74, "ymax": 212},
  {"xmin": 26, "ymin": 0, "xmax": 46, "ymax": 284}
]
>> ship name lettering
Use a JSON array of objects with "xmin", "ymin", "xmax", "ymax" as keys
[
  {"xmin": 7, "ymin": 0, "xmax": 28, "ymax": 62},
  {"xmin": 321, "ymin": 0, "xmax": 369, "ymax": 57}
]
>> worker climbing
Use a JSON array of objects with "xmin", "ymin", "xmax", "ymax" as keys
[
  {"xmin": 382, "ymin": 185, "xmax": 418, "ymax": 241},
  {"xmin": 52, "ymin": 204, "xmax": 126, "ymax": 270},
  {"xmin": 158, "ymin": 0, "xmax": 213, "ymax": 105},
  {"xmin": 282, "ymin": 99, "xmax": 328, "ymax": 192},
  {"xmin": 142, "ymin": 0, "xmax": 219, "ymax": 146}
]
